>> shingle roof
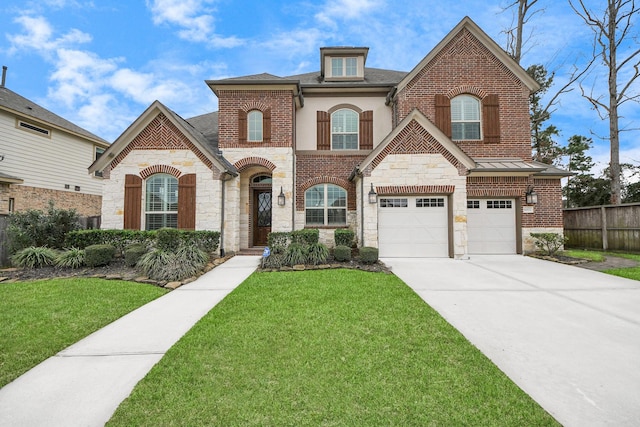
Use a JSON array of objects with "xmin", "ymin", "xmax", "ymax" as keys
[
  {"xmin": 0, "ymin": 86, "xmax": 108, "ymax": 144},
  {"xmin": 287, "ymin": 67, "xmax": 407, "ymax": 87}
]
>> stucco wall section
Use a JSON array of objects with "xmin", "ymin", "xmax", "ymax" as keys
[{"xmin": 101, "ymin": 149, "xmax": 220, "ymax": 230}]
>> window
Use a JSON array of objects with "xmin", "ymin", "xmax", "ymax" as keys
[
  {"xmin": 8, "ymin": 198, "xmax": 15, "ymax": 213},
  {"xmin": 331, "ymin": 57, "xmax": 357, "ymax": 77},
  {"xmin": 487, "ymin": 200, "xmax": 513, "ymax": 209},
  {"xmin": 379, "ymin": 198, "xmax": 408, "ymax": 208},
  {"xmin": 331, "ymin": 109, "xmax": 358, "ymax": 150},
  {"xmin": 305, "ymin": 184, "xmax": 347, "ymax": 226},
  {"xmin": 451, "ymin": 95, "xmax": 481, "ymax": 140},
  {"xmin": 247, "ymin": 110, "xmax": 263, "ymax": 142},
  {"xmin": 416, "ymin": 198, "xmax": 445, "ymax": 208},
  {"xmin": 145, "ymin": 174, "xmax": 178, "ymax": 230},
  {"xmin": 94, "ymin": 147, "xmax": 105, "ymax": 177},
  {"xmin": 467, "ymin": 200, "xmax": 480, "ymax": 209}
]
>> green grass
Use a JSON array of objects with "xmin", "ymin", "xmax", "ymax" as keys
[
  {"xmin": 108, "ymin": 270, "xmax": 557, "ymax": 426},
  {"xmin": 562, "ymin": 249, "xmax": 606, "ymax": 262},
  {"xmin": 562, "ymin": 249, "xmax": 640, "ymax": 281},
  {"xmin": 0, "ymin": 278, "xmax": 167, "ymax": 387}
]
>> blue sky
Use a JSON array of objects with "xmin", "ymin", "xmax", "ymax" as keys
[{"xmin": 1, "ymin": 0, "xmax": 638, "ymax": 175}]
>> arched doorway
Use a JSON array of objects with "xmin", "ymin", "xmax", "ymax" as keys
[{"xmin": 250, "ymin": 174, "xmax": 272, "ymax": 246}]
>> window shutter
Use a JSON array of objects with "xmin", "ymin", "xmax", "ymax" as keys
[
  {"xmin": 177, "ymin": 174, "xmax": 196, "ymax": 230},
  {"xmin": 124, "ymin": 174, "xmax": 142, "ymax": 230},
  {"xmin": 317, "ymin": 111, "xmax": 330, "ymax": 150},
  {"xmin": 435, "ymin": 94, "xmax": 452, "ymax": 138},
  {"xmin": 359, "ymin": 110, "xmax": 374, "ymax": 150},
  {"xmin": 263, "ymin": 109, "xmax": 271, "ymax": 143},
  {"xmin": 238, "ymin": 110, "xmax": 247, "ymax": 143},
  {"xmin": 482, "ymin": 94, "xmax": 501, "ymax": 143}
]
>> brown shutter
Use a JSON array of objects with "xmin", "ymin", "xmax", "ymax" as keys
[
  {"xmin": 178, "ymin": 174, "xmax": 196, "ymax": 230},
  {"xmin": 435, "ymin": 94, "xmax": 452, "ymax": 138},
  {"xmin": 482, "ymin": 94, "xmax": 501, "ymax": 143},
  {"xmin": 359, "ymin": 110, "xmax": 374, "ymax": 150},
  {"xmin": 317, "ymin": 111, "xmax": 330, "ymax": 150},
  {"xmin": 124, "ymin": 174, "xmax": 142, "ymax": 230},
  {"xmin": 238, "ymin": 110, "xmax": 247, "ymax": 143},
  {"xmin": 263, "ymin": 109, "xmax": 271, "ymax": 143}
]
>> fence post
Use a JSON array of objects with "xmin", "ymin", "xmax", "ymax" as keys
[{"xmin": 601, "ymin": 206, "xmax": 608, "ymax": 251}]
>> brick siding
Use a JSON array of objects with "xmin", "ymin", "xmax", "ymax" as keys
[{"xmin": 0, "ymin": 184, "xmax": 101, "ymax": 216}]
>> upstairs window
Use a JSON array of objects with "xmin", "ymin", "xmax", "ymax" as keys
[
  {"xmin": 248, "ymin": 110, "xmax": 263, "ymax": 142},
  {"xmin": 331, "ymin": 109, "xmax": 359, "ymax": 150},
  {"xmin": 451, "ymin": 95, "xmax": 481, "ymax": 140},
  {"xmin": 94, "ymin": 147, "xmax": 105, "ymax": 177},
  {"xmin": 145, "ymin": 174, "xmax": 178, "ymax": 230},
  {"xmin": 305, "ymin": 184, "xmax": 347, "ymax": 226},
  {"xmin": 331, "ymin": 57, "xmax": 357, "ymax": 77}
]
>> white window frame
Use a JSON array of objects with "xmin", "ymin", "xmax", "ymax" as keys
[
  {"xmin": 331, "ymin": 109, "xmax": 359, "ymax": 150},
  {"xmin": 451, "ymin": 95, "xmax": 481, "ymax": 141},
  {"xmin": 145, "ymin": 173, "xmax": 178, "ymax": 230},
  {"xmin": 247, "ymin": 110, "xmax": 263, "ymax": 142},
  {"xmin": 94, "ymin": 146, "xmax": 105, "ymax": 177},
  {"xmin": 305, "ymin": 184, "xmax": 347, "ymax": 226},
  {"xmin": 331, "ymin": 57, "xmax": 358, "ymax": 77}
]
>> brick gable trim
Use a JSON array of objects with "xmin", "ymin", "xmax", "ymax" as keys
[
  {"xmin": 140, "ymin": 164, "xmax": 182, "ymax": 179},
  {"xmin": 234, "ymin": 157, "xmax": 277, "ymax": 172},
  {"xmin": 300, "ymin": 176, "xmax": 351, "ymax": 193},
  {"xmin": 377, "ymin": 185, "xmax": 455, "ymax": 195}
]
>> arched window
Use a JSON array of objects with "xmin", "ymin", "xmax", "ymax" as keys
[
  {"xmin": 305, "ymin": 184, "xmax": 347, "ymax": 226},
  {"xmin": 145, "ymin": 173, "xmax": 178, "ymax": 230},
  {"xmin": 451, "ymin": 95, "xmax": 481, "ymax": 140},
  {"xmin": 331, "ymin": 109, "xmax": 358, "ymax": 150},
  {"xmin": 248, "ymin": 110, "xmax": 263, "ymax": 142}
]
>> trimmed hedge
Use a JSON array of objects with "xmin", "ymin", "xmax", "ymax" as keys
[
  {"xmin": 291, "ymin": 229, "xmax": 319, "ymax": 245},
  {"xmin": 334, "ymin": 229, "xmax": 355, "ymax": 247},
  {"xmin": 333, "ymin": 245, "xmax": 352, "ymax": 262},
  {"xmin": 267, "ymin": 232, "xmax": 291, "ymax": 254},
  {"xmin": 124, "ymin": 243, "xmax": 147, "ymax": 267},
  {"xmin": 359, "ymin": 246, "xmax": 379, "ymax": 264},
  {"xmin": 84, "ymin": 244, "xmax": 116, "ymax": 267}
]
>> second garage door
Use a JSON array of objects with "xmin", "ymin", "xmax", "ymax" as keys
[
  {"xmin": 467, "ymin": 199, "xmax": 516, "ymax": 254},
  {"xmin": 378, "ymin": 196, "xmax": 449, "ymax": 257}
]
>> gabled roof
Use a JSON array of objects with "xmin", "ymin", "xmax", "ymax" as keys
[
  {"xmin": 0, "ymin": 86, "xmax": 108, "ymax": 146},
  {"xmin": 88, "ymin": 101, "xmax": 236, "ymax": 176},
  {"xmin": 288, "ymin": 67, "xmax": 407, "ymax": 89},
  {"xmin": 396, "ymin": 16, "xmax": 540, "ymax": 94},
  {"xmin": 350, "ymin": 109, "xmax": 475, "ymax": 180},
  {"xmin": 0, "ymin": 170, "xmax": 24, "ymax": 185}
]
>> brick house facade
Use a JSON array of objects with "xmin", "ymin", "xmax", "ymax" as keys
[{"xmin": 90, "ymin": 17, "xmax": 569, "ymax": 257}]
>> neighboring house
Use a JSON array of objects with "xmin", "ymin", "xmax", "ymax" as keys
[
  {"xmin": 0, "ymin": 67, "xmax": 109, "ymax": 217},
  {"xmin": 90, "ymin": 17, "xmax": 569, "ymax": 258}
]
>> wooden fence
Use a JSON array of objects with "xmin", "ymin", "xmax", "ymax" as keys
[{"xmin": 563, "ymin": 203, "xmax": 640, "ymax": 252}]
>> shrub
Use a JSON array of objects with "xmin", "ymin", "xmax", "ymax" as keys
[
  {"xmin": 55, "ymin": 248, "xmax": 85, "ymax": 269},
  {"xmin": 359, "ymin": 246, "xmax": 379, "ymax": 264},
  {"xmin": 530, "ymin": 233, "xmax": 568, "ymax": 256},
  {"xmin": 333, "ymin": 245, "xmax": 352, "ymax": 262},
  {"xmin": 267, "ymin": 232, "xmax": 291, "ymax": 254},
  {"xmin": 307, "ymin": 243, "xmax": 329, "ymax": 265},
  {"xmin": 65, "ymin": 229, "xmax": 155, "ymax": 253},
  {"xmin": 124, "ymin": 243, "xmax": 148, "ymax": 267},
  {"xmin": 7, "ymin": 202, "xmax": 80, "ymax": 253},
  {"xmin": 262, "ymin": 253, "xmax": 285, "ymax": 269},
  {"xmin": 156, "ymin": 228, "xmax": 181, "ymax": 252},
  {"xmin": 137, "ymin": 249, "xmax": 173, "ymax": 280},
  {"xmin": 180, "ymin": 231, "xmax": 220, "ymax": 253},
  {"xmin": 11, "ymin": 247, "xmax": 57, "ymax": 268},
  {"xmin": 291, "ymin": 229, "xmax": 319, "ymax": 245},
  {"xmin": 284, "ymin": 243, "xmax": 308, "ymax": 266},
  {"xmin": 84, "ymin": 244, "xmax": 116, "ymax": 267},
  {"xmin": 137, "ymin": 246, "xmax": 209, "ymax": 282},
  {"xmin": 334, "ymin": 229, "xmax": 355, "ymax": 247}
]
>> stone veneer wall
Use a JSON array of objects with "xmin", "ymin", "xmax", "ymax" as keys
[{"xmin": 0, "ymin": 183, "xmax": 101, "ymax": 216}]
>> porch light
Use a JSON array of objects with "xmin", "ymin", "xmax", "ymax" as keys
[
  {"xmin": 525, "ymin": 186, "xmax": 538, "ymax": 204},
  {"xmin": 277, "ymin": 186, "xmax": 286, "ymax": 206},
  {"xmin": 368, "ymin": 183, "xmax": 377, "ymax": 204}
]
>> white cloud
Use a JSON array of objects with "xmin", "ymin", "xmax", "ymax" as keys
[
  {"xmin": 7, "ymin": 15, "xmax": 91, "ymax": 55},
  {"xmin": 146, "ymin": 0, "xmax": 243, "ymax": 47},
  {"xmin": 315, "ymin": 0, "xmax": 383, "ymax": 27}
]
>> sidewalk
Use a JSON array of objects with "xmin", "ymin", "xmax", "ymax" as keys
[{"xmin": 0, "ymin": 255, "xmax": 260, "ymax": 427}]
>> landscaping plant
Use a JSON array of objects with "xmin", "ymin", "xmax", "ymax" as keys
[
  {"xmin": 531, "ymin": 233, "xmax": 568, "ymax": 256},
  {"xmin": 7, "ymin": 202, "xmax": 80, "ymax": 253},
  {"xmin": 55, "ymin": 248, "xmax": 85, "ymax": 269},
  {"xmin": 307, "ymin": 242, "xmax": 329, "ymax": 265},
  {"xmin": 11, "ymin": 246, "xmax": 57, "ymax": 268},
  {"xmin": 333, "ymin": 245, "xmax": 352, "ymax": 262}
]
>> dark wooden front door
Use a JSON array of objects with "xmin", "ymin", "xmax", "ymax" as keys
[{"xmin": 253, "ymin": 189, "xmax": 272, "ymax": 246}]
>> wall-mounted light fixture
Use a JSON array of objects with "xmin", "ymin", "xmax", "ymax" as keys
[
  {"xmin": 525, "ymin": 186, "xmax": 538, "ymax": 204},
  {"xmin": 368, "ymin": 183, "xmax": 377, "ymax": 204},
  {"xmin": 277, "ymin": 186, "xmax": 286, "ymax": 206}
]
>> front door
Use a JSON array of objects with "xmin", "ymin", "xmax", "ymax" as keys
[{"xmin": 253, "ymin": 189, "xmax": 272, "ymax": 246}]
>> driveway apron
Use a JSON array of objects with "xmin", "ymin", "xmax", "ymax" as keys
[
  {"xmin": 0, "ymin": 255, "xmax": 260, "ymax": 427},
  {"xmin": 383, "ymin": 255, "xmax": 640, "ymax": 427}
]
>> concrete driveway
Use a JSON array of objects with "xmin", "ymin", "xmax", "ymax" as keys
[{"xmin": 383, "ymin": 255, "xmax": 640, "ymax": 427}]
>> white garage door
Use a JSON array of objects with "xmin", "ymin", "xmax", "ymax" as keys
[
  {"xmin": 378, "ymin": 196, "xmax": 449, "ymax": 257},
  {"xmin": 467, "ymin": 199, "xmax": 516, "ymax": 254}
]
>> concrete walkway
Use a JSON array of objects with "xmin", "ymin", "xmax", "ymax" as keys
[
  {"xmin": 0, "ymin": 255, "xmax": 260, "ymax": 427},
  {"xmin": 383, "ymin": 255, "xmax": 640, "ymax": 427}
]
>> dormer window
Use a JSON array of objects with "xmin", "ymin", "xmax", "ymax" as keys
[{"xmin": 331, "ymin": 57, "xmax": 357, "ymax": 77}]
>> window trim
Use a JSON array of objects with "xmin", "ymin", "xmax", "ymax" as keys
[
  {"xmin": 451, "ymin": 95, "xmax": 481, "ymax": 141},
  {"xmin": 144, "ymin": 173, "xmax": 178, "ymax": 230},
  {"xmin": 304, "ymin": 183, "xmax": 348, "ymax": 227},
  {"xmin": 94, "ymin": 146, "xmax": 105, "ymax": 177},
  {"xmin": 331, "ymin": 108, "xmax": 359, "ymax": 150},
  {"xmin": 331, "ymin": 57, "xmax": 358, "ymax": 77},
  {"xmin": 247, "ymin": 110, "xmax": 263, "ymax": 142}
]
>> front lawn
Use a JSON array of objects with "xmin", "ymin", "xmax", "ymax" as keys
[
  {"xmin": 108, "ymin": 269, "xmax": 557, "ymax": 426},
  {"xmin": 0, "ymin": 278, "xmax": 167, "ymax": 387},
  {"xmin": 562, "ymin": 249, "xmax": 640, "ymax": 281}
]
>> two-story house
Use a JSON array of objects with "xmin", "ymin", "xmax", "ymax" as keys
[
  {"xmin": 89, "ymin": 17, "xmax": 568, "ymax": 258},
  {"xmin": 0, "ymin": 67, "xmax": 109, "ymax": 217}
]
